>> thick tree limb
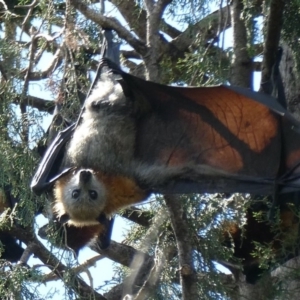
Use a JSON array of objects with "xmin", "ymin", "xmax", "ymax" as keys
[
  {"xmin": 91, "ymin": 240, "xmax": 152, "ymax": 268},
  {"xmin": 230, "ymin": 0, "xmax": 252, "ymax": 87},
  {"xmin": 110, "ymin": 0, "xmax": 146, "ymax": 41},
  {"xmin": 164, "ymin": 195, "xmax": 199, "ymax": 300},
  {"xmin": 260, "ymin": 0, "xmax": 285, "ymax": 94},
  {"xmin": 143, "ymin": 0, "xmax": 172, "ymax": 80},
  {"xmin": 120, "ymin": 50, "xmax": 142, "ymax": 60},
  {"xmin": 170, "ymin": 6, "xmax": 231, "ymax": 52},
  {"xmin": 160, "ymin": 19, "xmax": 182, "ymax": 38}
]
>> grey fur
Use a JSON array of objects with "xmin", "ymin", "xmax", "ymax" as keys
[
  {"xmin": 55, "ymin": 71, "xmax": 137, "ymax": 225},
  {"xmin": 65, "ymin": 72, "xmax": 136, "ymax": 173}
]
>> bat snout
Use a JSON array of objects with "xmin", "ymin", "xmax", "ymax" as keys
[{"xmin": 79, "ymin": 170, "xmax": 92, "ymax": 183}]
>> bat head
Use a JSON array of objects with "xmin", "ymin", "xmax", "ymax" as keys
[{"xmin": 53, "ymin": 169, "xmax": 107, "ymax": 227}]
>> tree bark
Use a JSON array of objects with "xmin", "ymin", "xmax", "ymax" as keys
[
  {"xmin": 164, "ymin": 195, "xmax": 199, "ymax": 300},
  {"xmin": 279, "ymin": 43, "xmax": 300, "ymax": 121},
  {"xmin": 230, "ymin": 0, "xmax": 252, "ymax": 87}
]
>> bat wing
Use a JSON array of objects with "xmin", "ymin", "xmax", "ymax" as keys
[
  {"xmin": 107, "ymin": 64, "xmax": 300, "ymax": 195},
  {"xmin": 97, "ymin": 216, "xmax": 115, "ymax": 249},
  {"xmin": 31, "ymin": 123, "xmax": 75, "ymax": 195},
  {"xmin": 31, "ymin": 58, "xmax": 114, "ymax": 195}
]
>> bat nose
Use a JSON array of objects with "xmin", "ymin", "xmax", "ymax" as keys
[{"xmin": 79, "ymin": 170, "xmax": 92, "ymax": 183}]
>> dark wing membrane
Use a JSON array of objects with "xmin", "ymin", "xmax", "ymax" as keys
[
  {"xmin": 97, "ymin": 217, "xmax": 115, "ymax": 249},
  {"xmin": 31, "ymin": 123, "xmax": 75, "ymax": 195},
  {"xmin": 116, "ymin": 70, "xmax": 300, "ymax": 194}
]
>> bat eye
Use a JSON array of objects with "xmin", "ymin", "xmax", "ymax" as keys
[
  {"xmin": 72, "ymin": 189, "xmax": 80, "ymax": 199},
  {"xmin": 89, "ymin": 190, "xmax": 98, "ymax": 200}
]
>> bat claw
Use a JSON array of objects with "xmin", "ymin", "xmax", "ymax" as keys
[{"xmin": 99, "ymin": 58, "xmax": 121, "ymax": 74}]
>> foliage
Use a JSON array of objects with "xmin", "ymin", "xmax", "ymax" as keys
[{"xmin": 0, "ymin": 0, "xmax": 299, "ymax": 299}]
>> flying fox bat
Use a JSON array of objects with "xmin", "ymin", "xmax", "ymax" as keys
[
  {"xmin": 221, "ymin": 197, "xmax": 299, "ymax": 284},
  {"xmin": 31, "ymin": 58, "xmax": 300, "ymax": 228}
]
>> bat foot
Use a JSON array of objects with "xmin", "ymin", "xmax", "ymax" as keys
[{"xmin": 99, "ymin": 58, "xmax": 121, "ymax": 74}]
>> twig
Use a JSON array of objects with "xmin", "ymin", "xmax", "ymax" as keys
[
  {"xmin": 42, "ymin": 254, "xmax": 104, "ymax": 282},
  {"xmin": 18, "ymin": 242, "xmax": 36, "ymax": 265},
  {"xmin": 18, "ymin": 0, "xmax": 40, "ymax": 39},
  {"xmin": 70, "ymin": 0, "xmax": 147, "ymax": 55},
  {"xmin": 10, "ymin": 226, "xmax": 107, "ymax": 299},
  {"xmin": 15, "ymin": 0, "xmax": 39, "ymax": 8}
]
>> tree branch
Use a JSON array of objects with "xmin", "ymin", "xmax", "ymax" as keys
[
  {"xmin": 70, "ymin": 0, "xmax": 147, "ymax": 55},
  {"xmin": 260, "ymin": 0, "xmax": 285, "ymax": 94},
  {"xmin": 91, "ymin": 240, "xmax": 151, "ymax": 268},
  {"xmin": 120, "ymin": 50, "xmax": 142, "ymax": 60},
  {"xmin": 20, "ymin": 46, "xmax": 64, "ymax": 81},
  {"xmin": 160, "ymin": 18, "xmax": 182, "ymax": 38},
  {"xmin": 230, "ymin": 0, "xmax": 252, "ymax": 87},
  {"xmin": 143, "ymin": 0, "xmax": 172, "ymax": 81},
  {"xmin": 110, "ymin": 0, "xmax": 147, "ymax": 41},
  {"xmin": 93, "ymin": 241, "xmax": 154, "ymax": 299},
  {"xmin": 10, "ymin": 226, "xmax": 107, "ymax": 300},
  {"xmin": 164, "ymin": 195, "xmax": 199, "ymax": 300},
  {"xmin": 120, "ymin": 207, "xmax": 152, "ymax": 227},
  {"xmin": 13, "ymin": 95, "xmax": 55, "ymax": 113},
  {"xmin": 170, "ymin": 6, "xmax": 231, "ymax": 52},
  {"xmin": 133, "ymin": 237, "xmax": 166, "ymax": 300}
]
